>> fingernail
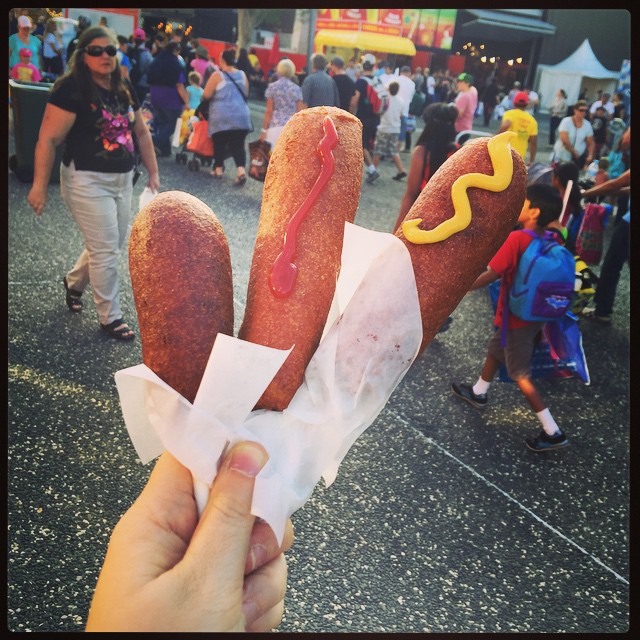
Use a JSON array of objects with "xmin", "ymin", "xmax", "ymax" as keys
[
  {"xmin": 247, "ymin": 543, "xmax": 268, "ymax": 573},
  {"xmin": 227, "ymin": 442, "xmax": 268, "ymax": 478}
]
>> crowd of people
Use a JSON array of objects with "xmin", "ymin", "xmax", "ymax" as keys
[{"xmin": 12, "ymin": 12, "xmax": 630, "ymax": 630}]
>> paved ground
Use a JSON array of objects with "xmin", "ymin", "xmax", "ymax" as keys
[{"xmin": 7, "ymin": 100, "xmax": 630, "ymax": 632}]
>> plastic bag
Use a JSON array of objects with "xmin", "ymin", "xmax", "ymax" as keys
[
  {"xmin": 171, "ymin": 117, "xmax": 182, "ymax": 148},
  {"xmin": 487, "ymin": 281, "xmax": 590, "ymax": 384},
  {"xmin": 248, "ymin": 139, "xmax": 271, "ymax": 182},
  {"xmin": 139, "ymin": 187, "xmax": 158, "ymax": 210}
]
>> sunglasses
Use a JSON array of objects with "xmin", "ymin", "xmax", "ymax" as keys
[{"xmin": 83, "ymin": 45, "xmax": 118, "ymax": 57}]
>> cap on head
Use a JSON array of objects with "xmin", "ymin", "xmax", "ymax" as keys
[
  {"xmin": 513, "ymin": 91, "xmax": 529, "ymax": 106},
  {"xmin": 134, "ymin": 27, "xmax": 146, "ymax": 40},
  {"xmin": 18, "ymin": 15, "xmax": 32, "ymax": 28},
  {"xmin": 457, "ymin": 72, "xmax": 473, "ymax": 85},
  {"xmin": 19, "ymin": 47, "xmax": 32, "ymax": 57}
]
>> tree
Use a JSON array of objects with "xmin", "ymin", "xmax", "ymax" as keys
[
  {"xmin": 236, "ymin": 8, "xmax": 302, "ymax": 48},
  {"xmin": 236, "ymin": 9, "xmax": 279, "ymax": 49}
]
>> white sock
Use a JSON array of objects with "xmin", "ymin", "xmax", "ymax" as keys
[
  {"xmin": 472, "ymin": 377, "xmax": 491, "ymax": 396},
  {"xmin": 536, "ymin": 408, "xmax": 561, "ymax": 436},
  {"xmin": 368, "ymin": 164, "xmax": 376, "ymax": 174}
]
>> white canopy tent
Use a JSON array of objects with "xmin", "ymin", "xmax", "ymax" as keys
[{"xmin": 535, "ymin": 39, "xmax": 618, "ymax": 113}]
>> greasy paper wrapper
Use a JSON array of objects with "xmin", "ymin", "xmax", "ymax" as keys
[{"xmin": 115, "ymin": 223, "xmax": 423, "ymax": 544}]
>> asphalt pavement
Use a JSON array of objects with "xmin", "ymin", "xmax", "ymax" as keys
[{"xmin": 7, "ymin": 100, "xmax": 630, "ymax": 633}]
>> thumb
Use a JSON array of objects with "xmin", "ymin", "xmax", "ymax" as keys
[{"xmin": 186, "ymin": 441, "xmax": 268, "ymax": 581}]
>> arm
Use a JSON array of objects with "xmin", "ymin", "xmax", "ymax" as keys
[
  {"xmin": 469, "ymin": 266, "xmax": 500, "ymax": 291},
  {"xmin": 582, "ymin": 169, "xmax": 630, "ymax": 199},
  {"xmin": 202, "ymin": 70, "xmax": 221, "ymax": 101},
  {"xmin": 558, "ymin": 129, "xmax": 579, "ymax": 161},
  {"xmin": 132, "ymin": 110, "xmax": 160, "ymax": 192},
  {"xmin": 349, "ymin": 89, "xmax": 360, "ymax": 114},
  {"xmin": 27, "ymin": 103, "xmax": 76, "ymax": 216},
  {"xmin": 176, "ymin": 82, "xmax": 190, "ymax": 110},
  {"xmin": 394, "ymin": 145, "xmax": 426, "ymax": 232},
  {"xmin": 497, "ymin": 118, "xmax": 511, "ymax": 134},
  {"xmin": 259, "ymin": 97, "xmax": 274, "ymax": 142},
  {"xmin": 585, "ymin": 135, "xmax": 595, "ymax": 163},
  {"xmin": 528, "ymin": 134, "xmax": 537, "ymax": 165}
]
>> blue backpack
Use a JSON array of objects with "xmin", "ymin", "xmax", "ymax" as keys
[{"xmin": 508, "ymin": 229, "xmax": 575, "ymax": 322}]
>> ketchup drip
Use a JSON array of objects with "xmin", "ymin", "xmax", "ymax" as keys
[{"xmin": 269, "ymin": 116, "xmax": 339, "ymax": 298}]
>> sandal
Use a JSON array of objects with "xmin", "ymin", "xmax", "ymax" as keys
[
  {"xmin": 100, "ymin": 319, "xmax": 135, "ymax": 341},
  {"xmin": 234, "ymin": 174, "xmax": 247, "ymax": 186},
  {"xmin": 63, "ymin": 277, "xmax": 83, "ymax": 313}
]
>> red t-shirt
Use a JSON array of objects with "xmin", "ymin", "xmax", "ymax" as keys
[{"xmin": 488, "ymin": 230, "xmax": 538, "ymax": 330}]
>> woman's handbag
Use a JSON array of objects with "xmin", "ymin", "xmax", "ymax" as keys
[{"xmin": 248, "ymin": 139, "xmax": 271, "ymax": 182}]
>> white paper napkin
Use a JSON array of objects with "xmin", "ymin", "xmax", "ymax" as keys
[{"xmin": 115, "ymin": 223, "xmax": 423, "ymax": 544}]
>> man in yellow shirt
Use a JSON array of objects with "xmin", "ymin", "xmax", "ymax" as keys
[{"xmin": 497, "ymin": 91, "xmax": 538, "ymax": 165}]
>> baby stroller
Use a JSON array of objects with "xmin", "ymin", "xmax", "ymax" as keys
[{"xmin": 175, "ymin": 102, "xmax": 213, "ymax": 171}]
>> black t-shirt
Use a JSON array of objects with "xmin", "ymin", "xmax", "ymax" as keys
[
  {"xmin": 590, "ymin": 114, "xmax": 608, "ymax": 143},
  {"xmin": 49, "ymin": 74, "xmax": 140, "ymax": 173},
  {"xmin": 333, "ymin": 73, "xmax": 356, "ymax": 112}
]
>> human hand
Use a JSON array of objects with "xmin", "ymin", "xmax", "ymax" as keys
[
  {"xmin": 86, "ymin": 443, "xmax": 293, "ymax": 632},
  {"xmin": 147, "ymin": 171, "xmax": 161, "ymax": 193},
  {"xmin": 27, "ymin": 185, "xmax": 47, "ymax": 216}
]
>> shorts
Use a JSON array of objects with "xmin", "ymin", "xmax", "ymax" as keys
[
  {"xmin": 373, "ymin": 131, "xmax": 400, "ymax": 157},
  {"xmin": 487, "ymin": 322, "xmax": 545, "ymax": 381}
]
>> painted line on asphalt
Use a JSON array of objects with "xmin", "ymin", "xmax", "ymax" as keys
[
  {"xmin": 391, "ymin": 411, "xmax": 628, "ymax": 586},
  {"xmin": 233, "ymin": 294, "xmax": 627, "ymax": 584}
]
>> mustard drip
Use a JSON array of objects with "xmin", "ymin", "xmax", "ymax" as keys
[{"xmin": 402, "ymin": 131, "xmax": 517, "ymax": 244}]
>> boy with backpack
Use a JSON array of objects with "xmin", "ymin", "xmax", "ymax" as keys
[
  {"xmin": 451, "ymin": 183, "xmax": 574, "ymax": 452},
  {"xmin": 353, "ymin": 59, "xmax": 389, "ymax": 183}
]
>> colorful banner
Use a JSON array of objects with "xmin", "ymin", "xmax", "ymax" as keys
[{"xmin": 317, "ymin": 9, "xmax": 457, "ymax": 50}]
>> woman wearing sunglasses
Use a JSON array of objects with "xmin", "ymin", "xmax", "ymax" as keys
[
  {"xmin": 551, "ymin": 99, "xmax": 595, "ymax": 171},
  {"xmin": 28, "ymin": 26, "xmax": 159, "ymax": 342}
]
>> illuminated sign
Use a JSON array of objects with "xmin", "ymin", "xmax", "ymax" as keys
[{"xmin": 317, "ymin": 9, "xmax": 457, "ymax": 49}]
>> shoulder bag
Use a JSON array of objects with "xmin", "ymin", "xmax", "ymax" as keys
[{"xmin": 222, "ymin": 69, "xmax": 254, "ymax": 131}]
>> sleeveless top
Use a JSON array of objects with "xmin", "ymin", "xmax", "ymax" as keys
[{"xmin": 208, "ymin": 69, "xmax": 252, "ymax": 135}]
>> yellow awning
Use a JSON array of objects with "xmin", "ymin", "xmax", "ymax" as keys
[{"xmin": 315, "ymin": 29, "xmax": 417, "ymax": 56}]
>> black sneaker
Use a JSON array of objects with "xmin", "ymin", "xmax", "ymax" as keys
[
  {"xmin": 450, "ymin": 382, "xmax": 488, "ymax": 409},
  {"xmin": 526, "ymin": 430, "xmax": 569, "ymax": 452},
  {"xmin": 392, "ymin": 172, "xmax": 407, "ymax": 181},
  {"xmin": 366, "ymin": 170, "xmax": 380, "ymax": 184}
]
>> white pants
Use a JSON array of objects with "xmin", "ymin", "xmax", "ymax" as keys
[
  {"xmin": 60, "ymin": 161, "xmax": 134, "ymax": 325},
  {"xmin": 266, "ymin": 125, "xmax": 285, "ymax": 149}
]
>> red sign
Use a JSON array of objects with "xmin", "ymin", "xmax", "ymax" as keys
[
  {"xmin": 378, "ymin": 9, "xmax": 403, "ymax": 29},
  {"xmin": 316, "ymin": 8, "xmax": 457, "ymax": 49},
  {"xmin": 340, "ymin": 9, "xmax": 366, "ymax": 22}
]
